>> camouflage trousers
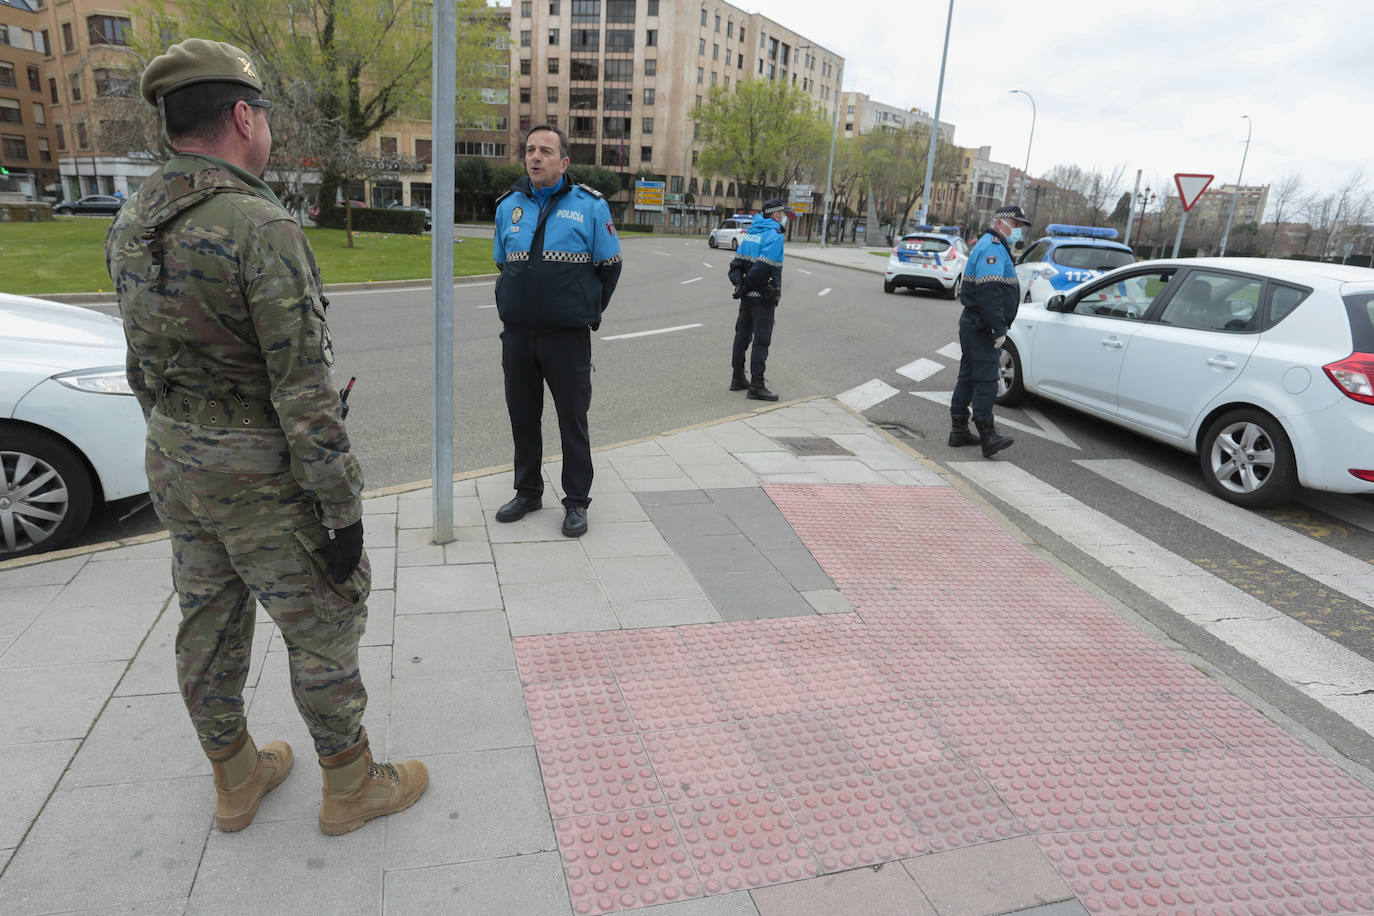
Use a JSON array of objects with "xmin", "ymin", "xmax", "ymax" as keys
[{"xmin": 146, "ymin": 449, "xmax": 370, "ymax": 758}]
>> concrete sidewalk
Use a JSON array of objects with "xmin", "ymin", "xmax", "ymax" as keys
[{"xmin": 3, "ymin": 398, "xmax": 1374, "ymax": 915}]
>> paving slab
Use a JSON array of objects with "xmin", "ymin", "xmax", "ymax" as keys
[
  {"xmin": 382, "ymin": 851, "xmax": 573, "ymax": 915},
  {"xmin": 750, "ymin": 864, "xmax": 934, "ymax": 916}
]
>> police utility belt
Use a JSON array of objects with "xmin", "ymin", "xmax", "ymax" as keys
[{"xmin": 156, "ymin": 385, "xmax": 279, "ymax": 428}]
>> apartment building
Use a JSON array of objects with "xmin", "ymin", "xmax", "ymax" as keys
[
  {"xmin": 839, "ymin": 91, "xmax": 953, "ymax": 142},
  {"xmin": 510, "ymin": 0, "xmax": 843, "ymax": 226},
  {"xmin": 1163, "ymin": 182, "xmax": 1269, "ymax": 228},
  {"xmin": 0, "ymin": 0, "xmax": 63, "ymax": 200}
]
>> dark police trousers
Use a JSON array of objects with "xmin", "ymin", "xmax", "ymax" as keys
[
  {"xmin": 950, "ymin": 311, "xmax": 1000, "ymax": 424},
  {"xmin": 501, "ymin": 325, "xmax": 593, "ymax": 508},
  {"xmin": 731, "ymin": 297, "xmax": 777, "ymax": 383}
]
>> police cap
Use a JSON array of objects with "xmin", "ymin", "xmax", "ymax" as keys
[
  {"xmin": 140, "ymin": 38, "xmax": 263, "ymax": 106},
  {"xmin": 993, "ymin": 204, "xmax": 1032, "ymax": 226},
  {"xmin": 761, "ymin": 197, "xmax": 787, "ymax": 218}
]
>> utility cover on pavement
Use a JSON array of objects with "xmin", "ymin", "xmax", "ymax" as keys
[{"xmin": 776, "ymin": 437, "xmax": 855, "ymax": 457}]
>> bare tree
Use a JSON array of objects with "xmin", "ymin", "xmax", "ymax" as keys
[{"xmin": 1264, "ymin": 171, "xmax": 1306, "ymax": 257}]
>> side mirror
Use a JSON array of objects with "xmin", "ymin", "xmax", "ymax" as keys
[{"xmin": 1046, "ymin": 294, "xmax": 1068, "ymax": 312}]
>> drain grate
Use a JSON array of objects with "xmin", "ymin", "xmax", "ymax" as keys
[
  {"xmin": 775, "ymin": 436, "xmax": 855, "ymax": 457},
  {"xmin": 878, "ymin": 423, "xmax": 925, "ymax": 442}
]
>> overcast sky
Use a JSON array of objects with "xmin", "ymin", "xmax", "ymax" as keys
[{"xmin": 735, "ymin": 0, "xmax": 1371, "ymax": 209}]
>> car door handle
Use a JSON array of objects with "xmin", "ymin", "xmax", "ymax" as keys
[
  {"xmin": 1100, "ymin": 337, "xmax": 1124, "ymax": 349},
  {"xmin": 1206, "ymin": 356, "xmax": 1237, "ymax": 369}
]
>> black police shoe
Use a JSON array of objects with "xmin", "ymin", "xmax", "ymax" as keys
[
  {"xmin": 495, "ymin": 494, "xmax": 542, "ymax": 522},
  {"xmin": 729, "ymin": 375, "xmax": 749, "ymax": 391},
  {"xmin": 747, "ymin": 385, "xmax": 779, "ymax": 401},
  {"xmin": 562, "ymin": 506, "xmax": 588, "ymax": 538}
]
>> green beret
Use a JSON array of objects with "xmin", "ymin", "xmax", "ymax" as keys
[{"xmin": 141, "ymin": 38, "xmax": 263, "ymax": 106}]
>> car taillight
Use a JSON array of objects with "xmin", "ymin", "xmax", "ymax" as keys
[
  {"xmin": 1351, "ymin": 469, "xmax": 1374, "ymax": 482},
  {"xmin": 1323, "ymin": 353, "xmax": 1374, "ymax": 405}
]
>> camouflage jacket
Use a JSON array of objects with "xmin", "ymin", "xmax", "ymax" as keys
[{"xmin": 106, "ymin": 153, "xmax": 362, "ymax": 528}]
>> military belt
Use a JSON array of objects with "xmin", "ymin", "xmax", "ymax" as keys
[{"xmin": 156, "ymin": 386, "xmax": 279, "ymax": 428}]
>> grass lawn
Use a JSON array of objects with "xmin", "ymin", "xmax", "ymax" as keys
[{"xmin": 0, "ymin": 217, "xmax": 499, "ymax": 295}]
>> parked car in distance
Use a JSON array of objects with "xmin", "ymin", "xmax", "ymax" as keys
[
  {"xmin": 1015, "ymin": 224, "xmax": 1136, "ymax": 303},
  {"xmin": 307, "ymin": 199, "xmax": 367, "ymax": 222},
  {"xmin": 884, "ymin": 225, "xmax": 969, "ymax": 299},
  {"xmin": 708, "ymin": 215, "xmax": 751, "ymax": 250},
  {"xmin": 52, "ymin": 194, "xmax": 124, "ymax": 216},
  {"xmin": 1, "ymin": 292, "xmax": 148, "ymax": 558},
  {"xmin": 386, "ymin": 202, "xmax": 432, "ymax": 231},
  {"xmin": 997, "ymin": 258, "xmax": 1374, "ymax": 507}
]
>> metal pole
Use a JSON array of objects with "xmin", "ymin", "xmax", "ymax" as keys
[
  {"xmin": 430, "ymin": 0, "xmax": 456, "ymax": 544},
  {"xmin": 1173, "ymin": 209, "xmax": 1188, "ymax": 259},
  {"xmin": 1218, "ymin": 114, "xmax": 1251, "ymax": 256},
  {"xmin": 915, "ymin": 0, "xmax": 954, "ymax": 225},
  {"xmin": 819, "ymin": 63, "xmax": 841, "ymax": 248},
  {"xmin": 1124, "ymin": 169, "xmax": 1141, "ymax": 246},
  {"xmin": 1010, "ymin": 89, "xmax": 1035, "ymax": 207}
]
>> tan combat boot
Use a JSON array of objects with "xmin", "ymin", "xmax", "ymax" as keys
[
  {"xmin": 318, "ymin": 727, "xmax": 429, "ymax": 836},
  {"xmin": 205, "ymin": 730, "xmax": 294, "ymax": 832}
]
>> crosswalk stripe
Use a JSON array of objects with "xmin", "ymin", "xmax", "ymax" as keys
[
  {"xmin": 1078, "ymin": 459, "xmax": 1374, "ymax": 609},
  {"xmin": 910, "ymin": 392, "xmax": 1081, "ymax": 449},
  {"xmin": 935, "ymin": 342, "xmax": 962, "ymax": 361},
  {"xmin": 950, "ymin": 459, "xmax": 1374, "ymax": 736},
  {"xmin": 896, "ymin": 358, "xmax": 945, "ymax": 382},
  {"xmin": 838, "ymin": 379, "xmax": 900, "ymax": 411}
]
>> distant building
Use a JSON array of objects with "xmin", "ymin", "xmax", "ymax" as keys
[
  {"xmin": 1164, "ymin": 183, "xmax": 1269, "ymax": 227},
  {"xmin": 839, "ymin": 91, "xmax": 953, "ymax": 140}
]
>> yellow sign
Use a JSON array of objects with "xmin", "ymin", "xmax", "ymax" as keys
[
  {"xmin": 789, "ymin": 201, "xmax": 813, "ymax": 214},
  {"xmin": 634, "ymin": 181, "xmax": 665, "ymax": 211}
]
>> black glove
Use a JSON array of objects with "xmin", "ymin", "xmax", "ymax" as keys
[
  {"xmin": 328, "ymin": 519, "xmax": 364, "ymax": 583},
  {"xmin": 732, "ymin": 284, "xmax": 744, "ymax": 299}
]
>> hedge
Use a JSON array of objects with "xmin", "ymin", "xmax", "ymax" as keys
[{"xmin": 317, "ymin": 205, "xmax": 425, "ymax": 235}]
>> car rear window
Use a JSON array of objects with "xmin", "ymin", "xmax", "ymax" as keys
[
  {"xmin": 1343, "ymin": 291, "xmax": 1374, "ymax": 351},
  {"xmin": 901, "ymin": 237, "xmax": 951, "ymax": 252},
  {"xmin": 1050, "ymin": 245, "xmax": 1135, "ymax": 271}
]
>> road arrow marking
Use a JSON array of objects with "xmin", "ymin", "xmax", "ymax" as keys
[{"xmin": 935, "ymin": 342, "xmax": 962, "ymax": 361}]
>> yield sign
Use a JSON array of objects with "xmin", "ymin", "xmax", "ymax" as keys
[{"xmin": 1174, "ymin": 173, "xmax": 1214, "ymax": 212}]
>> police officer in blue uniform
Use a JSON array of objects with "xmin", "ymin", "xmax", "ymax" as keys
[
  {"xmin": 949, "ymin": 204, "xmax": 1030, "ymax": 457},
  {"xmin": 727, "ymin": 197, "xmax": 787, "ymax": 401},
  {"xmin": 492, "ymin": 125, "xmax": 622, "ymax": 537}
]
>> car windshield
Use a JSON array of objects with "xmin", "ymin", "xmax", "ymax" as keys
[
  {"xmin": 1344, "ymin": 291, "xmax": 1374, "ymax": 351},
  {"xmin": 1051, "ymin": 245, "xmax": 1135, "ymax": 271},
  {"xmin": 901, "ymin": 237, "xmax": 951, "ymax": 252}
]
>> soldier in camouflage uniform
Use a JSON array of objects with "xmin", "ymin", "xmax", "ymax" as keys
[{"xmin": 105, "ymin": 38, "xmax": 426, "ymax": 836}]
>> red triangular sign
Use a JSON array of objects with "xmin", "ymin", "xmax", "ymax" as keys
[{"xmin": 1174, "ymin": 173, "xmax": 1214, "ymax": 212}]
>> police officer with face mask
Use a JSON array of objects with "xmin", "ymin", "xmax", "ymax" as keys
[{"xmin": 949, "ymin": 204, "xmax": 1032, "ymax": 457}]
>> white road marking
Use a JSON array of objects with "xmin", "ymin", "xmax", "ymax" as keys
[
  {"xmin": 796, "ymin": 268, "xmax": 813, "ymax": 275},
  {"xmin": 652, "ymin": 250, "xmax": 672, "ymax": 256},
  {"xmin": 838, "ymin": 379, "xmax": 901, "ymax": 411},
  {"xmin": 951, "ymin": 459, "xmax": 1374, "ymax": 736},
  {"xmin": 897, "ymin": 358, "xmax": 945, "ymax": 382},
  {"xmin": 478, "ymin": 304, "xmax": 496, "ymax": 309},
  {"xmin": 600, "ymin": 323, "xmax": 703, "ymax": 341},
  {"xmin": 1079, "ymin": 458, "xmax": 1374, "ymax": 609},
  {"xmin": 911, "ymin": 391, "xmax": 1081, "ymax": 449},
  {"xmin": 681, "ymin": 277, "xmax": 703, "ymax": 285},
  {"xmin": 935, "ymin": 342, "xmax": 962, "ymax": 361},
  {"xmin": 703, "ymin": 262, "xmax": 714, "ymax": 268},
  {"xmin": 327, "ymin": 280, "xmax": 495, "ymax": 296},
  {"xmin": 818, "ymin": 288, "xmax": 832, "ymax": 297}
]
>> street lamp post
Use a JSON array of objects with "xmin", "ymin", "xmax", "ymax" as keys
[
  {"xmin": 1218, "ymin": 114, "xmax": 1251, "ymax": 256},
  {"xmin": 819, "ymin": 63, "xmax": 841, "ymax": 248},
  {"xmin": 1009, "ymin": 89, "xmax": 1035, "ymax": 207},
  {"xmin": 915, "ymin": 0, "xmax": 954, "ymax": 225},
  {"xmin": 1134, "ymin": 186, "xmax": 1156, "ymax": 255}
]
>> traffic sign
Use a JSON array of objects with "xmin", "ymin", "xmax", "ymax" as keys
[
  {"xmin": 1174, "ymin": 173, "xmax": 1214, "ymax": 212},
  {"xmin": 633, "ymin": 180, "xmax": 665, "ymax": 212}
]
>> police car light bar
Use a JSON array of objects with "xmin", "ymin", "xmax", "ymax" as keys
[
  {"xmin": 910, "ymin": 224, "xmax": 935, "ymax": 231},
  {"xmin": 1046, "ymin": 224, "xmax": 1119, "ymax": 240},
  {"xmin": 937, "ymin": 226, "xmax": 961, "ymax": 235}
]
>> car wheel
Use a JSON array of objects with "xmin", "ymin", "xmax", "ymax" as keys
[
  {"xmin": 994, "ymin": 339, "xmax": 1026, "ymax": 406},
  {"xmin": 0, "ymin": 427, "xmax": 95, "ymax": 559},
  {"xmin": 883, "ymin": 279, "xmax": 895, "ymax": 294},
  {"xmin": 708, "ymin": 237, "xmax": 717, "ymax": 248},
  {"xmin": 731, "ymin": 237, "xmax": 739, "ymax": 250},
  {"xmin": 55, "ymin": 206, "xmax": 70, "ymax": 215},
  {"xmin": 1199, "ymin": 408, "xmax": 1297, "ymax": 507},
  {"xmin": 944, "ymin": 274, "xmax": 962, "ymax": 300}
]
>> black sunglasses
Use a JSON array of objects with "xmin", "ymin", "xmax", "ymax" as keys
[{"xmin": 218, "ymin": 98, "xmax": 273, "ymax": 114}]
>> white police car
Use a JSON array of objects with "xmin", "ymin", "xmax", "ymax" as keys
[
  {"xmin": 1014, "ymin": 224, "xmax": 1136, "ymax": 303},
  {"xmin": 708, "ymin": 215, "xmax": 751, "ymax": 250},
  {"xmin": 883, "ymin": 226, "xmax": 969, "ymax": 299}
]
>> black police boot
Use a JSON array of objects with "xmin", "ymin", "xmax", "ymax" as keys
[
  {"xmin": 729, "ymin": 372, "xmax": 749, "ymax": 391},
  {"xmin": 948, "ymin": 413, "xmax": 979, "ymax": 447},
  {"xmin": 747, "ymin": 378, "xmax": 779, "ymax": 401},
  {"xmin": 974, "ymin": 418, "xmax": 1013, "ymax": 458},
  {"xmin": 495, "ymin": 493, "xmax": 542, "ymax": 522}
]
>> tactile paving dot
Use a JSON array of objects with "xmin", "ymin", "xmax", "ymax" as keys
[
  {"xmin": 617, "ymin": 669, "xmax": 730, "ymax": 731},
  {"xmin": 1234, "ymin": 744, "xmax": 1374, "ymax": 819},
  {"xmin": 671, "ymin": 793, "xmax": 817, "ymax": 893},
  {"xmin": 524, "ymin": 678, "xmax": 636, "ymax": 741},
  {"xmin": 596, "ymin": 627, "xmax": 696, "ymax": 678},
  {"xmin": 785, "ymin": 775, "xmax": 925, "ymax": 871},
  {"xmin": 641, "ymin": 725, "xmax": 772, "ymax": 801},
  {"xmin": 828, "ymin": 703, "xmax": 955, "ymax": 772},
  {"xmin": 738, "ymin": 714, "xmax": 868, "ymax": 790},
  {"xmin": 874, "ymin": 759, "xmax": 1026, "ymax": 851},
  {"xmin": 707, "ymin": 665, "xmax": 819, "ymax": 718},
  {"xmin": 556, "ymin": 807, "xmax": 702, "ymax": 915},
  {"xmin": 515, "ymin": 632, "xmax": 611, "ymax": 684},
  {"xmin": 790, "ymin": 654, "xmax": 905, "ymax": 710},
  {"xmin": 538, "ymin": 734, "xmax": 665, "ymax": 819}
]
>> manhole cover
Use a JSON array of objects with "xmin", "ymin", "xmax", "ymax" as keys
[{"xmin": 776, "ymin": 436, "xmax": 855, "ymax": 457}]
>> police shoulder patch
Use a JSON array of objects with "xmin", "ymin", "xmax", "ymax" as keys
[
  {"xmin": 985, "ymin": 255, "xmax": 998, "ymax": 265},
  {"xmin": 576, "ymin": 182, "xmax": 604, "ymax": 198}
]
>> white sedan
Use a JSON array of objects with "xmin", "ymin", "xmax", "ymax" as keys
[
  {"xmin": 997, "ymin": 258, "xmax": 1374, "ymax": 507},
  {"xmin": 1, "ymin": 293, "xmax": 148, "ymax": 558}
]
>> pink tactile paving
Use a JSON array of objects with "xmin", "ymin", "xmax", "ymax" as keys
[
  {"xmin": 671, "ymin": 793, "xmax": 817, "ymax": 892},
  {"xmin": 556, "ymin": 807, "xmax": 702, "ymax": 914},
  {"xmin": 512, "ymin": 483, "xmax": 1374, "ymax": 914}
]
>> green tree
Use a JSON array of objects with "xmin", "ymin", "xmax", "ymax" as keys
[
  {"xmin": 141, "ymin": 0, "xmax": 502, "ymax": 209},
  {"xmin": 691, "ymin": 80, "xmax": 828, "ymax": 211},
  {"xmin": 567, "ymin": 165, "xmax": 622, "ymax": 199},
  {"xmin": 454, "ymin": 156, "xmax": 493, "ymax": 221},
  {"xmin": 858, "ymin": 124, "xmax": 958, "ymax": 235}
]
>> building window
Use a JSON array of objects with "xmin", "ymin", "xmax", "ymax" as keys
[
  {"xmin": 700, "ymin": 9, "xmax": 707, "ymax": 26},
  {"xmin": 641, "ymin": 117, "xmax": 652, "ymax": 133},
  {"xmin": 548, "ymin": 28, "xmax": 559, "ymax": 45},
  {"xmin": 712, "ymin": 43, "xmax": 718, "ymax": 60},
  {"xmin": 55, "ymin": 122, "xmax": 65, "ymax": 150},
  {"xmin": 2, "ymin": 135, "xmax": 26, "ymax": 161},
  {"xmin": 48, "ymin": 77, "xmax": 58, "ymax": 103},
  {"xmin": 68, "ymin": 72, "xmax": 81, "ymax": 102},
  {"xmin": 548, "ymin": 57, "xmax": 559, "ymax": 73},
  {"xmin": 61, "ymin": 22, "xmax": 74, "ymax": 53},
  {"xmin": 645, "ymin": 29, "xmax": 656, "ymax": 47},
  {"xmin": 640, "ymin": 145, "xmax": 651, "ymax": 163},
  {"xmin": 605, "ymin": 30, "xmax": 633, "ymax": 52},
  {"xmin": 547, "ymin": 86, "xmax": 559, "ymax": 102},
  {"xmin": 519, "ymin": 87, "xmax": 530, "ymax": 103},
  {"xmin": 75, "ymin": 120, "xmax": 88, "ymax": 148},
  {"xmin": 93, "ymin": 67, "xmax": 134, "ymax": 98},
  {"xmin": 698, "ymin": 38, "xmax": 705, "ymax": 55},
  {"xmin": 737, "ymin": 53, "xmax": 743, "ymax": 68},
  {"xmin": 550, "ymin": 0, "xmax": 560, "ymax": 12},
  {"xmin": 415, "ymin": 138, "xmax": 432, "ymax": 163},
  {"xmin": 28, "ymin": 65, "xmax": 40, "ymax": 92},
  {"xmin": 380, "ymin": 136, "xmax": 398, "ymax": 157},
  {"xmin": 520, "ymin": 58, "xmax": 531, "ymax": 75},
  {"xmin": 670, "ymin": 175, "xmax": 682, "ymax": 193},
  {"xmin": 38, "ymin": 137, "xmax": 50, "ymax": 161},
  {"xmin": 570, "ymin": 59, "xmax": 598, "ymax": 80},
  {"xmin": 604, "ymin": 59, "xmax": 633, "ymax": 82},
  {"xmin": 714, "ymin": 13, "xmax": 721, "ymax": 31},
  {"xmin": 520, "ymin": 30, "xmax": 530, "ymax": 47},
  {"xmin": 547, "ymin": 113, "xmax": 558, "ymax": 128},
  {"xmin": 724, "ymin": 76, "xmax": 729, "ymax": 89},
  {"xmin": 0, "ymin": 64, "xmax": 14, "ymax": 90},
  {"xmin": 520, "ymin": 0, "xmax": 531, "ymax": 15},
  {"xmin": 0, "ymin": 98, "xmax": 20, "ymax": 125},
  {"xmin": 571, "ymin": 29, "xmax": 598, "ymax": 51},
  {"xmin": 643, "ymin": 88, "xmax": 654, "ymax": 105},
  {"xmin": 648, "ymin": 0, "xmax": 658, "ymax": 14},
  {"xmin": 32, "ymin": 102, "xmax": 45, "ymax": 125},
  {"xmin": 727, "ymin": 20, "xmax": 734, "ymax": 38},
  {"xmin": 697, "ymin": 66, "xmax": 703, "ymax": 84},
  {"xmin": 606, "ymin": 0, "xmax": 635, "ymax": 23},
  {"xmin": 604, "ymin": 88, "xmax": 631, "ymax": 109},
  {"xmin": 569, "ymin": 87, "xmax": 597, "ymax": 109},
  {"xmin": 87, "ymin": 15, "xmax": 133, "ymax": 46},
  {"xmin": 740, "ymin": 28, "xmax": 745, "ymax": 44},
  {"xmin": 571, "ymin": 0, "xmax": 599, "ymax": 21},
  {"xmin": 644, "ymin": 58, "xmax": 656, "ymax": 75},
  {"xmin": 710, "ymin": 71, "xmax": 717, "ymax": 86}
]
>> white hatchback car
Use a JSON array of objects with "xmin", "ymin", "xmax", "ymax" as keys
[
  {"xmin": 708, "ymin": 215, "xmax": 751, "ymax": 250},
  {"xmin": 997, "ymin": 258, "xmax": 1374, "ymax": 507},
  {"xmin": 883, "ymin": 227, "xmax": 968, "ymax": 299},
  {"xmin": 1, "ymin": 292, "xmax": 148, "ymax": 558}
]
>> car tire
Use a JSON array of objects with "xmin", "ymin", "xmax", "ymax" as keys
[
  {"xmin": 730, "ymin": 237, "xmax": 739, "ymax": 250},
  {"xmin": 0, "ymin": 426, "xmax": 95, "ymax": 559},
  {"xmin": 994, "ymin": 339, "xmax": 1026, "ymax": 406},
  {"xmin": 1199, "ymin": 408, "xmax": 1297, "ymax": 508},
  {"xmin": 708, "ymin": 237, "xmax": 717, "ymax": 248},
  {"xmin": 944, "ymin": 274, "xmax": 962, "ymax": 300},
  {"xmin": 883, "ymin": 279, "xmax": 895, "ymax": 294},
  {"xmin": 55, "ymin": 206, "xmax": 70, "ymax": 215}
]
